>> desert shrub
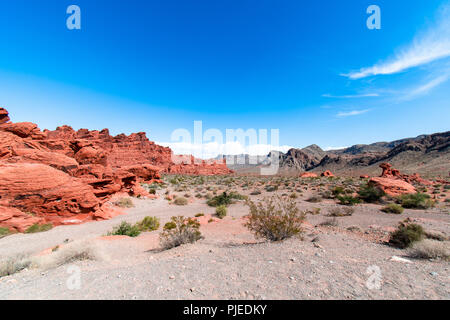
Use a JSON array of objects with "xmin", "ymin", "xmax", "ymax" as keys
[
  {"xmin": 306, "ymin": 208, "xmax": 321, "ymax": 215},
  {"xmin": 389, "ymin": 222, "xmax": 425, "ymax": 249},
  {"xmin": 289, "ymin": 192, "xmax": 298, "ymax": 199},
  {"xmin": 381, "ymin": 203, "xmax": 404, "ymax": 214},
  {"xmin": 195, "ymin": 213, "xmax": 204, "ymax": 217},
  {"xmin": 244, "ymin": 196, "xmax": 306, "ymax": 242},
  {"xmin": 337, "ymin": 195, "xmax": 361, "ymax": 206},
  {"xmin": 250, "ymin": 190, "xmax": 262, "ymax": 196},
  {"xmin": 173, "ymin": 196, "xmax": 188, "ymax": 206},
  {"xmin": 398, "ymin": 193, "xmax": 434, "ymax": 209},
  {"xmin": 206, "ymin": 192, "xmax": 243, "ymax": 207},
  {"xmin": 328, "ymin": 207, "xmax": 354, "ymax": 217},
  {"xmin": 108, "ymin": 221, "xmax": 141, "ymax": 237},
  {"xmin": 425, "ymin": 230, "xmax": 448, "ymax": 241},
  {"xmin": 358, "ymin": 184, "xmax": 385, "ymax": 203},
  {"xmin": 114, "ymin": 197, "xmax": 134, "ymax": 208},
  {"xmin": 137, "ymin": 216, "xmax": 160, "ymax": 232},
  {"xmin": 25, "ymin": 223, "xmax": 53, "ymax": 234},
  {"xmin": 331, "ymin": 186, "xmax": 345, "ymax": 196},
  {"xmin": 0, "ymin": 255, "xmax": 31, "ymax": 278},
  {"xmin": 319, "ymin": 217, "xmax": 338, "ymax": 227},
  {"xmin": 264, "ymin": 185, "xmax": 278, "ymax": 192},
  {"xmin": 0, "ymin": 227, "xmax": 11, "ymax": 239},
  {"xmin": 160, "ymin": 216, "xmax": 203, "ymax": 250},
  {"xmin": 320, "ymin": 190, "xmax": 333, "ymax": 199},
  {"xmin": 148, "ymin": 189, "xmax": 156, "ymax": 195},
  {"xmin": 408, "ymin": 239, "xmax": 449, "ymax": 260},
  {"xmin": 36, "ymin": 241, "xmax": 104, "ymax": 270},
  {"xmin": 306, "ymin": 196, "xmax": 322, "ymax": 203},
  {"xmin": 215, "ymin": 205, "xmax": 227, "ymax": 219}
]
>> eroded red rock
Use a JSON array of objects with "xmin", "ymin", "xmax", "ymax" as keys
[
  {"xmin": 299, "ymin": 172, "xmax": 318, "ymax": 178},
  {"xmin": 380, "ymin": 162, "xmax": 433, "ymax": 185},
  {"xmin": 0, "ymin": 107, "xmax": 232, "ymax": 231},
  {"xmin": 369, "ymin": 177, "xmax": 416, "ymax": 196},
  {"xmin": 321, "ymin": 170, "xmax": 334, "ymax": 177}
]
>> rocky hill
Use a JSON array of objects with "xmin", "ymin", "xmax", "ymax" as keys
[{"xmin": 229, "ymin": 132, "xmax": 450, "ymax": 178}]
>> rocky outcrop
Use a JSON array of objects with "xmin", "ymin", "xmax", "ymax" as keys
[
  {"xmin": 368, "ymin": 177, "xmax": 416, "ymax": 196},
  {"xmin": 0, "ymin": 108, "xmax": 10, "ymax": 124},
  {"xmin": 367, "ymin": 163, "xmax": 430, "ymax": 196},
  {"xmin": 321, "ymin": 170, "xmax": 334, "ymax": 177},
  {"xmin": 379, "ymin": 163, "xmax": 433, "ymax": 185},
  {"xmin": 299, "ymin": 172, "xmax": 318, "ymax": 178},
  {"xmin": 0, "ymin": 108, "xmax": 232, "ymax": 232}
]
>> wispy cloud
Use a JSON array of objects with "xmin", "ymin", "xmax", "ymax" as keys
[
  {"xmin": 336, "ymin": 109, "xmax": 370, "ymax": 117},
  {"xmin": 322, "ymin": 93, "xmax": 379, "ymax": 98},
  {"xmin": 400, "ymin": 73, "xmax": 449, "ymax": 100},
  {"xmin": 344, "ymin": 3, "xmax": 450, "ymax": 79},
  {"xmin": 324, "ymin": 146, "xmax": 349, "ymax": 151}
]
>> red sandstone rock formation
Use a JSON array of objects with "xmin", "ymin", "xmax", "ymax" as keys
[
  {"xmin": 368, "ymin": 163, "xmax": 423, "ymax": 196},
  {"xmin": 0, "ymin": 108, "xmax": 232, "ymax": 232},
  {"xmin": 379, "ymin": 163, "xmax": 433, "ymax": 185},
  {"xmin": 299, "ymin": 172, "xmax": 318, "ymax": 178},
  {"xmin": 0, "ymin": 108, "xmax": 10, "ymax": 124},
  {"xmin": 368, "ymin": 177, "xmax": 416, "ymax": 196},
  {"xmin": 321, "ymin": 170, "xmax": 334, "ymax": 177}
]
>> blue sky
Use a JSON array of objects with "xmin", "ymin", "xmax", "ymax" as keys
[{"xmin": 0, "ymin": 0, "xmax": 449, "ymax": 156}]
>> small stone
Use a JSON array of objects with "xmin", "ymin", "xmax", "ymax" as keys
[
  {"xmin": 430, "ymin": 272, "xmax": 438, "ymax": 276},
  {"xmin": 169, "ymin": 275, "xmax": 175, "ymax": 279},
  {"xmin": 390, "ymin": 256, "xmax": 413, "ymax": 264},
  {"xmin": 290, "ymin": 258, "xmax": 296, "ymax": 262}
]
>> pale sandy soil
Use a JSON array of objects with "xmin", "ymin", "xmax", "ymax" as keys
[{"xmin": 0, "ymin": 179, "xmax": 449, "ymax": 300}]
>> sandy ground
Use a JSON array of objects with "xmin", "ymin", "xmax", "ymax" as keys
[{"xmin": 0, "ymin": 182, "xmax": 449, "ymax": 300}]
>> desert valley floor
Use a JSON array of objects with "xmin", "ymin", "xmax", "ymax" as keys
[{"xmin": 0, "ymin": 175, "xmax": 449, "ymax": 300}]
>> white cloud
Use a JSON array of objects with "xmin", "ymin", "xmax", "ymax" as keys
[
  {"xmin": 402, "ymin": 74, "xmax": 449, "ymax": 100},
  {"xmin": 336, "ymin": 109, "xmax": 370, "ymax": 117},
  {"xmin": 322, "ymin": 93, "xmax": 379, "ymax": 98},
  {"xmin": 323, "ymin": 146, "xmax": 349, "ymax": 151},
  {"xmin": 344, "ymin": 3, "xmax": 450, "ymax": 79},
  {"xmin": 156, "ymin": 141, "xmax": 293, "ymax": 159}
]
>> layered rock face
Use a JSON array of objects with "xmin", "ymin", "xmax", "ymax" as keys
[{"xmin": 0, "ymin": 108, "xmax": 232, "ymax": 232}]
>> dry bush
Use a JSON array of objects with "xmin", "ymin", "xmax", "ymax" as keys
[
  {"xmin": 381, "ymin": 203, "xmax": 404, "ymax": 214},
  {"xmin": 319, "ymin": 217, "xmax": 339, "ymax": 227},
  {"xmin": 160, "ymin": 216, "xmax": 203, "ymax": 250},
  {"xmin": 107, "ymin": 221, "xmax": 141, "ymax": 237},
  {"xmin": 328, "ymin": 207, "xmax": 354, "ymax": 217},
  {"xmin": 173, "ymin": 196, "xmax": 188, "ymax": 206},
  {"xmin": 244, "ymin": 196, "xmax": 306, "ymax": 242},
  {"xmin": 36, "ymin": 240, "xmax": 106, "ymax": 270},
  {"xmin": 408, "ymin": 239, "xmax": 449, "ymax": 261},
  {"xmin": 136, "ymin": 216, "xmax": 160, "ymax": 232},
  {"xmin": 114, "ymin": 197, "xmax": 134, "ymax": 208},
  {"xmin": 0, "ymin": 241, "xmax": 106, "ymax": 277},
  {"xmin": 306, "ymin": 196, "xmax": 322, "ymax": 203},
  {"xmin": 215, "ymin": 205, "xmax": 227, "ymax": 219},
  {"xmin": 0, "ymin": 254, "xmax": 31, "ymax": 278},
  {"xmin": 389, "ymin": 221, "xmax": 425, "ymax": 249}
]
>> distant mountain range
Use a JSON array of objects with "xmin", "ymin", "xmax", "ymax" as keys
[{"xmin": 218, "ymin": 131, "xmax": 450, "ymax": 178}]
